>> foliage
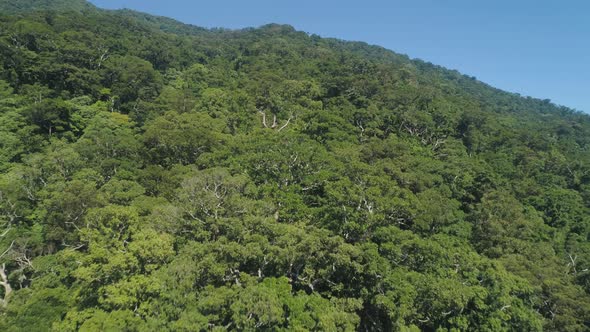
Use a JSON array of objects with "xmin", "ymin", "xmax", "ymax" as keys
[{"xmin": 0, "ymin": 1, "xmax": 590, "ymax": 331}]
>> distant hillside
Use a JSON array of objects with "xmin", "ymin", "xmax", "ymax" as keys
[{"xmin": 0, "ymin": 0, "xmax": 95, "ymax": 13}]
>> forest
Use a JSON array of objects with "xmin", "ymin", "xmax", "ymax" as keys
[{"xmin": 0, "ymin": 0, "xmax": 590, "ymax": 331}]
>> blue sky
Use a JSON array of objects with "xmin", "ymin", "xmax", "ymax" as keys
[{"xmin": 89, "ymin": 0, "xmax": 590, "ymax": 112}]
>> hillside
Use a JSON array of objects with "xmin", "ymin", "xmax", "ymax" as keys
[
  {"xmin": 0, "ymin": 0, "xmax": 95, "ymax": 13},
  {"xmin": 0, "ymin": 1, "xmax": 590, "ymax": 331}
]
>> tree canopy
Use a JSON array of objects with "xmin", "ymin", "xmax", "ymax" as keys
[{"xmin": 1, "ymin": 1, "xmax": 590, "ymax": 331}]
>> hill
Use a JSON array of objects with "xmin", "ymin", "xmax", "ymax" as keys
[
  {"xmin": 0, "ymin": 0, "xmax": 95, "ymax": 13},
  {"xmin": 0, "ymin": 1, "xmax": 589, "ymax": 331}
]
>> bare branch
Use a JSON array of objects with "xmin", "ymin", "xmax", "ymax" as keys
[
  {"xmin": 277, "ymin": 117, "xmax": 292, "ymax": 132},
  {"xmin": 0, "ymin": 240, "xmax": 14, "ymax": 260},
  {"xmin": 258, "ymin": 109, "xmax": 268, "ymax": 128},
  {"xmin": 567, "ymin": 253, "xmax": 578, "ymax": 275},
  {"xmin": 96, "ymin": 47, "xmax": 109, "ymax": 69},
  {"xmin": 0, "ymin": 226, "xmax": 11, "ymax": 238}
]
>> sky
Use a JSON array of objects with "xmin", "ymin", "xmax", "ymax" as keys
[{"xmin": 89, "ymin": 0, "xmax": 590, "ymax": 112}]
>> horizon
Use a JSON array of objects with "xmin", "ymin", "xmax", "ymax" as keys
[{"xmin": 88, "ymin": 0, "xmax": 590, "ymax": 114}]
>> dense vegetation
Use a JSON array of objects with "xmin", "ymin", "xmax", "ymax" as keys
[{"xmin": 1, "ymin": 1, "xmax": 590, "ymax": 330}]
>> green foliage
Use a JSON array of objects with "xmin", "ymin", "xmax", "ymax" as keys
[
  {"xmin": 142, "ymin": 111, "xmax": 227, "ymax": 166},
  {"xmin": 0, "ymin": 0, "xmax": 95, "ymax": 14},
  {"xmin": 0, "ymin": 1, "xmax": 589, "ymax": 331}
]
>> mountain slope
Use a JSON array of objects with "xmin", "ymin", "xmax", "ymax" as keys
[
  {"xmin": 0, "ymin": 1, "xmax": 589, "ymax": 331},
  {"xmin": 0, "ymin": 0, "xmax": 95, "ymax": 13}
]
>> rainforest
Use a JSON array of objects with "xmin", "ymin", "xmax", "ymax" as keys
[{"xmin": 0, "ymin": 1, "xmax": 589, "ymax": 331}]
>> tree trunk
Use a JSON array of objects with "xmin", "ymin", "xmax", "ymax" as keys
[{"xmin": 0, "ymin": 263, "xmax": 12, "ymax": 307}]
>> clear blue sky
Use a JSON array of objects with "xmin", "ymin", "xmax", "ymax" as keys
[{"xmin": 89, "ymin": 0, "xmax": 590, "ymax": 112}]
